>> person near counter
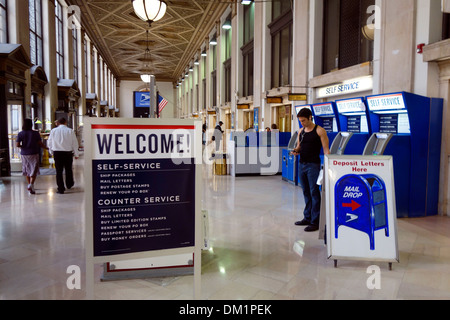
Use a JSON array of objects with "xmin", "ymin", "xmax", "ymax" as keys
[{"xmin": 292, "ymin": 108, "xmax": 330, "ymax": 232}]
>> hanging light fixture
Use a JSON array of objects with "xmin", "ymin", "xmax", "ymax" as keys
[
  {"xmin": 132, "ymin": 0, "xmax": 167, "ymax": 27},
  {"xmin": 141, "ymin": 74, "xmax": 152, "ymax": 83},
  {"xmin": 222, "ymin": 19, "xmax": 232, "ymax": 30},
  {"xmin": 140, "ymin": 30, "xmax": 153, "ymax": 83}
]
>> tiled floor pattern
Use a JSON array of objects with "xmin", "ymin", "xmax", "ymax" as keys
[{"xmin": 0, "ymin": 159, "xmax": 449, "ymax": 300}]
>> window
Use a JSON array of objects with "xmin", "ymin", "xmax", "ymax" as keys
[
  {"xmin": 190, "ymin": 88, "xmax": 193, "ymax": 114},
  {"xmin": 210, "ymin": 37, "xmax": 217, "ymax": 107},
  {"xmin": 196, "ymin": 84, "xmax": 199, "ymax": 112},
  {"xmin": 84, "ymin": 38, "xmax": 89, "ymax": 92},
  {"xmin": 0, "ymin": 0, "xmax": 7, "ymax": 43},
  {"xmin": 242, "ymin": 3, "xmax": 254, "ymax": 97},
  {"xmin": 29, "ymin": 0, "xmax": 43, "ymax": 67},
  {"xmin": 55, "ymin": 1, "xmax": 64, "ymax": 79},
  {"xmin": 323, "ymin": 0, "xmax": 375, "ymax": 74},
  {"xmin": 243, "ymin": 2, "xmax": 254, "ymax": 44},
  {"xmin": 92, "ymin": 49, "xmax": 97, "ymax": 93},
  {"xmin": 269, "ymin": 7, "xmax": 292, "ymax": 88},
  {"xmin": 211, "ymin": 38, "xmax": 217, "ymax": 71},
  {"xmin": 202, "ymin": 78, "xmax": 206, "ymax": 109},
  {"xmin": 201, "ymin": 54, "xmax": 206, "ymax": 109},
  {"xmin": 211, "ymin": 70, "xmax": 217, "ymax": 107},
  {"xmin": 224, "ymin": 22, "xmax": 231, "ymax": 61},
  {"xmin": 272, "ymin": 0, "xmax": 291, "ymax": 21},
  {"xmin": 72, "ymin": 26, "xmax": 78, "ymax": 83},
  {"xmin": 443, "ymin": 13, "xmax": 450, "ymax": 40},
  {"xmin": 242, "ymin": 41, "xmax": 253, "ymax": 97},
  {"xmin": 224, "ymin": 58, "xmax": 231, "ymax": 102},
  {"xmin": 224, "ymin": 23, "xmax": 232, "ymax": 103}
]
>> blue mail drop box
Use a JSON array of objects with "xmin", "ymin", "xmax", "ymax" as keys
[{"xmin": 335, "ymin": 174, "xmax": 389, "ymax": 251}]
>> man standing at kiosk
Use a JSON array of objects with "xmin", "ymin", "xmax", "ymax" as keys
[{"xmin": 293, "ymin": 108, "xmax": 330, "ymax": 232}]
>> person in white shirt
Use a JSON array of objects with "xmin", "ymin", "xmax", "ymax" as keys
[{"xmin": 48, "ymin": 118, "xmax": 79, "ymax": 194}]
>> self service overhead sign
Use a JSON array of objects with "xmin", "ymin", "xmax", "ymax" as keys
[{"xmin": 325, "ymin": 155, "xmax": 399, "ymax": 263}]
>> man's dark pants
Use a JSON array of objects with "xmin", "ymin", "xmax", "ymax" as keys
[
  {"xmin": 53, "ymin": 151, "xmax": 74, "ymax": 192},
  {"xmin": 298, "ymin": 162, "xmax": 321, "ymax": 226}
]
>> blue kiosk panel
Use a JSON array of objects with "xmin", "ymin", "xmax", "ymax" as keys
[
  {"xmin": 335, "ymin": 97, "xmax": 371, "ymax": 155},
  {"xmin": 366, "ymin": 92, "xmax": 443, "ymax": 218},
  {"xmin": 311, "ymin": 102, "xmax": 341, "ymax": 154},
  {"xmin": 280, "ymin": 104, "xmax": 311, "ymax": 184},
  {"xmin": 282, "ymin": 148, "xmax": 298, "ymax": 184}
]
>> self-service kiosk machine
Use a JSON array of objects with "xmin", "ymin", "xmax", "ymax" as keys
[
  {"xmin": 363, "ymin": 133, "xmax": 393, "ymax": 156},
  {"xmin": 365, "ymin": 92, "xmax": 443, "ymax": 218},
  {"xmin": 282, "ymin": 131, "xmax": 299, "ymax": 184},
  {"xmin": 282, "ymin": 105, "xmax": 313, "ymax": 185},
  {"xmin": 260, "ymin": 130, "xmax": 291, "ymax": 175},
  {"xmin": 335, "ymin": 97, "xmax": 371, "ymax": 155},
  {"xmin": 329, "ymin": 132, "xmax": 353, "ymax": 155},
  {"xmin": 230, "ymin": 130, "xmax": 290, "ymax": 177},
  {"xmin": 228, "ymin": 132, "xmax": 248, "ymax": 176},
  {"xmin": 311, "ymin": 102, "xmax": 341, "ymax": 151}
]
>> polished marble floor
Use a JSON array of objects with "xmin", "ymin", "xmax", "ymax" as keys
[{"xmin": 0, "ymin": 158, "xmax": 450, "ymax": 300}]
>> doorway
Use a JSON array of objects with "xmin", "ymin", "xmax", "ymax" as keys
[
  {"xmin": 243, "ymin": 110, "xmax": 254, "ymax": 131},
  {"xmin": 7, "ymin": 102, "xmax": 23, "ymax": 170},
  {"xmin": 272, "ymin": 105, "xmax": 291, "ymax": 132}
]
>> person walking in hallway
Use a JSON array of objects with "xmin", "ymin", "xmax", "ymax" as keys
[
  {"xmin": 47, "ymin": 118, "xmax": 79, "ymax": 194},
  {"xmin": 293, "ymin": 108, "xmax": 330, "ymax": 232},
  {"xmin": 210, "ymin": 121, "xmax": 224, "ymax": 160},
  {"xmin": 16, "ymin": 119, "xmax": 48, "ymax": 194}
]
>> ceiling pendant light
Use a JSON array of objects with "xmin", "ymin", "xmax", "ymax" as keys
[
  {"xmin": 140, "ymin": 74, "xmax": 152, "ymax": 83},
  {"xmin": 132, "ymin": 0, "xmax": 167, "ymax": 27},
  {"xmin": 222, "ymin": 19, "xmax": 232, "ymax": 30},
  {"xmin": 140, "ymin": 30, "xmax": 153, "ymax": 83}
]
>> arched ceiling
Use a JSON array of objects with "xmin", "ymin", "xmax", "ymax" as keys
[{"xmin": 66, "ymin": 0, "xmax": 231, "ymax": 83}]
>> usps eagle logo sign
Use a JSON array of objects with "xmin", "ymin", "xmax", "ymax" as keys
[{"xmin": 140, "ymin": 93, "xmax": 150, "ymax": 105}]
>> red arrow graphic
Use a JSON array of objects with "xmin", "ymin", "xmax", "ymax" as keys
[{"xmin": 342, "ymin": 200, "xmax": 361, "ymax": 211}]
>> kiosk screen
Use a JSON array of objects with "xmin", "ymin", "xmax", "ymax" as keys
[
  {"xmin": 379, "ymin": 115, "xmax": 398, "ymax": 133},
  {"xmin": 378, "ymin": 114, "xmax": 411, "ymax": 134},
  {"xmin": 398, "ymin": 114, "xmax": 411, "ymax": 134},
  {"xmin": 347, "ymin": 116, "xmax": 361, "ymax": 133},
  {"xmin": 322, "ymin": 118, "xmax": 335, "ymax": 132}
]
